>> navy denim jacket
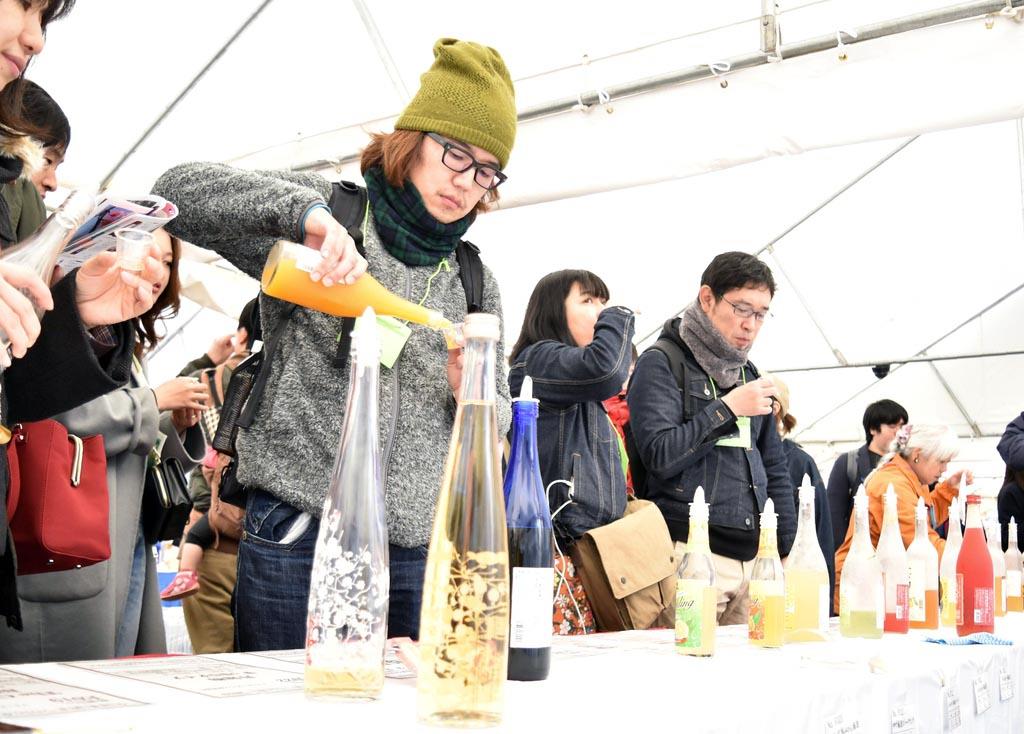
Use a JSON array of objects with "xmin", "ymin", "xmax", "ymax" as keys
[
  {"xmin": 508, "ymin": 306, "xmax": 634, "ymax": 541},
  {"xmin": 626, "ymin": 319, "xmax": 796, "ymax": 560}
]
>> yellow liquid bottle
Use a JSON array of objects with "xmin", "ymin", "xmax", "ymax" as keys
[
  {"xmin": 839, "ymin": 491, "xmax": 883, "ymax": 639},
  {"xmin": 676, "ymin": 486, "xmax": 716, "ymax": 657},
  {"xmin": 783, "ymin": 478, "xmax": 829, "ymax": 642},
  {"xmin": 987, "ymin": 522, "xmax": 1007, "ymax": 617},
  {"xmin": 939, "ymin": 501, "xmax": 963, "ymax": 627},
  {"xmin": 262, "ymin": 240, "xmax": 452, "ymax": 329},
  {"xmin": 1004, "ymin": 519, "xmax": 1023, "ymax": 612},
  {"xmin": 749, "ymin": 498, "xmax": 785, "ymax": 648},
  {"xmin": 908, "ymin": 498, "xmax": 939, "ymax": 630},
  {"xmin": 417, "ymin": 314, "xmax": 509, "ymax": 727}
]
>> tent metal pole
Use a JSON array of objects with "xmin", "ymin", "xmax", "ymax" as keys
[
  {"xmin": 351, "ymin": 0, "xmax": 410, "ymax": 104},
  {"xmin": 288, "ymin": 0, "xmax": 1024, "ymax": 175},
  {"xmin": 147, "ymin": 307, "xmax": 204, "ymax": 361},
  {"xmin": 98, "ymin": 0, "xmax": 275, "ymax": 190},
  {"xmin": 761, "ymin": 0, "xmax": 780, "ymax": 55},
  {"xmin": 769, "ymin": 349, "xmax": 1024, "ymax": 373},
  {"xmin": 928, "ymin": 362, "xmax": 983, "ymax": 437}
]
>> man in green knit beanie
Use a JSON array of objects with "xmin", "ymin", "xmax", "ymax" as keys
[{"xmin": 153, "ymin": 38, "xmax": 521, "ymax": 649}]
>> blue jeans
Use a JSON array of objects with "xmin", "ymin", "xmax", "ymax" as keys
[{"xmin": 235, "ymin": 489, "xmax": 428, "ymax": 651}]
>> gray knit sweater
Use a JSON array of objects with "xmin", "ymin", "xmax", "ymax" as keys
[{"xmin": 153, "ymin": 163, "xmax": 512, "ymax": 547}]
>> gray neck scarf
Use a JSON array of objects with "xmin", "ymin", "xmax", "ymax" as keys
[{"xmin": 680, "ymin": 299, "xmax": 750, "ymax": 388}]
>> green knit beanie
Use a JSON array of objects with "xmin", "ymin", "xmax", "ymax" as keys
[{"xmin": 395, "ymin": 38, "xmax": 517, "ymax": 169}]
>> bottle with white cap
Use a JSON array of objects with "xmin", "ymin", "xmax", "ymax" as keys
[
  {"xmin": 749, "ymin": 498, "xmax": 785, "ymax": 648},
  {"xmin": 1005, "ymin": 519, "xmax": 1023, "ymax": 613},
  {"xmin": 676, "ymin": 486, "xmax": 716, "ymax": 656},
  {"xmin": 938, "ymin": 500, "xmax": 963, "ymax": 627},
  {"xmin": 877, "ymin": 484, "xmax": 909, "ymax": 633},
  {"xmin": 783, "ymin": 476, "xmax": 829, "ymax": 642},
  {"xmin": 907, "ymin": 497, "xmax": 939, "ymax": 629},
  {"xmin": 839, "ymin": 490, "xmax": 883, "ymax": 638}
]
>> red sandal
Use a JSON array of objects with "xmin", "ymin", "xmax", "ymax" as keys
[{"xmin": 160, "ymin": 570, "xmax": 200, "ymax": 601}]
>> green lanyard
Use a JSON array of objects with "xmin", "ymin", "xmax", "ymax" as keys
[{"xmin": 708, "ymin": 367, "xmax": 747, "ymax": 400}]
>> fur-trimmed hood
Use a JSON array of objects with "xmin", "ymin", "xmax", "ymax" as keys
[{"xmin": 0, "ymin": 133, "xmax": 45, "ymax": 180}]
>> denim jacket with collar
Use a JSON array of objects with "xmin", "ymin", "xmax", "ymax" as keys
[
  {"xmin": 626, "ymin": 319, "xmax": 796, "ymax": 560},
  {"xmin": 508, "ymin": 306, "xmax": 634, "ymax": 542}
]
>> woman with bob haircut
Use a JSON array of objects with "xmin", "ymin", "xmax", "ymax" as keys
[
  {"xmin": 833, "ymin": 424, "xmax": 972, "ymax": 604},
  {"xmin": 508, "ymin": 269, "xmax": 635, "ymax": 546},
  {"xmin": 154, "ymin": 38, "xmax": 517, "ymax": 650}
]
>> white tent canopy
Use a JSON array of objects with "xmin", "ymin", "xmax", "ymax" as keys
[{"xmin": 25, "ymin": 0, "xmax": 1024, "ymax": 484}]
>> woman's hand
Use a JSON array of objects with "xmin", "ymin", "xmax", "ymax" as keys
[
  {"xmin": 946, "ymin": 469, "xmax": 975, "ymax": 492},
  {"xmin": 206, "ymin": 333, "xmax": 235, "ymax": 364},
  {"xmin": 446, "ymin": 348, "xmax": 463, "ymax": 400},
  {"xmin": 155, "ymin": 376, "xmax": 210, "ymax": 412},
  {"xmin": 302, "ymin": 206, "xmax": 368, "ymax": 287},
  {"xmin": 76, "ymin": 243, "xmax": 164, "ymax": 329},
  {"xmin": 0, "ymin": 262, "xmax": 53, "ymax": 366},
  {"xmin": 170, "ymin": 407, "xmax": 201, "ymax": 433}
]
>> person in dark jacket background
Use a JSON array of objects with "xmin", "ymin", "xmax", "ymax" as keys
[
  {"xmin": 824, "ymin": 399, "xmax": 908, "ymax": 552},
  {"xmin": 768, "ymin": 373, "xmax": 835, "ymax": 613},
  {"xmin": 627, "ymin": 251, "xmax": 795, "ymax": 625},
  {"xmin": 997, "ymin": 412, "xmax": 1024, "ymax": 551},
  {"xmin": 508, "ymin": 269, "xmax": 634, "ymax": 545}
]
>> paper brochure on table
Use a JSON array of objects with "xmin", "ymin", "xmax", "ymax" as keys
[
  {"xmin": 0, "ymin": 667, "xmax": 144, "ymax": 718},
  {"xmin": 56, "ymin": 193, "xmax": 178, "ymax": 270},
  {"xmin": 64, "ymin": 655, "xmax": 302, "ymax": 698}
]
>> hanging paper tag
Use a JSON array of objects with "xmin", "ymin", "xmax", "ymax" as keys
[
  {"xmin": 376, "ymin": 316, "xmax": 411, "ymax": 369},
  {"xmin": 944, "ymin": 687, "xmax": 962, "ymax": 731},
  {"xmin": 890, "ymin": 705, "xmax": 917, "ymax": 734},
  {"xmin": 823, "ymin": 712, "xmax": 861, "ymax": 734},
  {"xmin": 999, "ymin": 669, "xmax": 1014, "ymax": 702},
  {"xmin": 716, "ymin": 416, "xmax": 751, "ymax": 448},
  {"xmin": 973, "ymin": 675, "xmax": 991, "ymax": 715}
]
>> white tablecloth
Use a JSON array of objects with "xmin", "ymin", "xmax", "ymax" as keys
[{"xmin": 2, "ymin": 616, "xmax": 1023, "ymax": 733}]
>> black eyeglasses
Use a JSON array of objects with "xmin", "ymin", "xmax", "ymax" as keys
[
  {"xmin": 722, "ymin": 296, "xmax": 772, "ymax": 322},
  {"xmin": 426, "ymin": 132, "xmax": 507, "ymax": 191}
]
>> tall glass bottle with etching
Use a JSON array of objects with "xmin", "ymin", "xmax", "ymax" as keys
[
  {"xmin": 304, "ymin": 308, "xmax": 389, "ymax": 699},
  {"xmin": 417, "ymin": 313, "xmax": 510, "ymax": 727}
]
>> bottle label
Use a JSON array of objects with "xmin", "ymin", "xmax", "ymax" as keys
[
  {"xmin": 973, "ymin": 587, "xmax": 994, "ymax": 625},
  {"xmin": 940, "ymin": 577, "xmax": 957, "ymax": 614},
  {"xmin": 509, "ymin": 566, "xmax": 554, "ymax": 649},
  {"xmin": 676, "ymin": 579, "xmax": 711, "ymax": 649},
  {"xmin": 908, "ymin": 560, "xmax": 926, "ymax": 622},
  {"xmin": 748, "ymin": 579, "xmax": 782, "ymax": 640},
  {"xmin": 894, "ymin": 583, "xmax": 909, "ymax": 621},
  {"xmin": 956, "ymin": 574, "xmax": 964, "ymax": 626},
  {"xmin": 290, "ymin": 245, "xmax": 324, "ymax": 274}
]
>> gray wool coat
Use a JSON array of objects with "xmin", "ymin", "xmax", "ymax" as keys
[{"xmin": 0, "ymin": 372, "xmax": 204, "ymax": 663}]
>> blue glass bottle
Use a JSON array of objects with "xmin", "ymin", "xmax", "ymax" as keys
[{"xmin": 503, "ymin": 376, "xmax": 553, "ymax": 681}]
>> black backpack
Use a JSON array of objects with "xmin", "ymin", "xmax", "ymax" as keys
[{"xmin": 622, "ymin": 337, "xmax": 691, "ymax": 500}]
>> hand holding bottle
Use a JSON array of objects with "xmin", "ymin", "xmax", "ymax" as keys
[
  {"xmin": 0, "ymin": 262, "xmax": 53, "ymax": 363},
  {"xmin": 75, "ymin": 244, "xmax": 164, "ymax": 330},
  {"xmin": 301, "ymin": 206, "xmax": 368, "ymax": 287},
  {"xmin": 945, "ymin": 469, "xmax": 974, "ymax": 492},
  {"xmin": 721, "ymin": 376, "xmax": 778, "ymax": 417}
]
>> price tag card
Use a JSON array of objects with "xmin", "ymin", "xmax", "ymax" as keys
[
  {"xmin": 890, "ymin": 704, "xmax": 918, "ymax": 734},
  {"xmin": 824, "ymin": 712, "xmax": 862, "ymax": 734},
  {"xmin": 944, "ymin": 687, "xmax": 962, "ymax": 731},
  {"xmin": 973, "ymin": 675, "xmax": 991, "ymax": 715},
  {"xmin": 999, "ymin": 669, "xmax": 1014, "ymax": 702}
]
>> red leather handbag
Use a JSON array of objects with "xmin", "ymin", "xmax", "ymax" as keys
[{"xmin": 5, "ymin": 420, "xmax": 111, "ymax": 575}]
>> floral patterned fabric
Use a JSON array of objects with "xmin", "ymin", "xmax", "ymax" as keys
[{"xmin": 553, "ymin": 553, "xmax": 595, "ymax": 635}]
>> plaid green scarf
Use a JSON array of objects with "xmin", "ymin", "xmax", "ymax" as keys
[{"xmin": 363, "ymin": 166, "xmax": 475, "ymax": 266}]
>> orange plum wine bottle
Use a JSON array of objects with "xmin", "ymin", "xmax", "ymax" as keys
[{"xmin": 261, "ymin": 240, "xmax": 452, "ymax": 329}]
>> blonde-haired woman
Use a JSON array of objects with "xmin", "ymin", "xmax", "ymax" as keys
[{"xmin": 833, "ymin": 424, "xmax": 972, "ymax": 604}]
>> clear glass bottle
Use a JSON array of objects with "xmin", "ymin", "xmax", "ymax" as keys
[
  {"xmin": 675, "ymin": 486, "xmax": 716, "ymax": 656},
  {"xmin": 783, "ymin": 477, "xmax": 829, "ymax": 642},
  {"xmin": 839, "ymin": 491, "xmax": 883, "ymax": 639},
  {"xmin": 877, "ymin": 484, "xmax": 909, "ymax": 633},
  {"xmin": 503, "ymin": 376, "xmax": 553, "ymax": 682},
  {"xmin": 1005, "ymin": 519, "xmax": 1023, "ymax": 613},
  {"xmin": 986, "ymin": 521, "xmax": 1007, "ymax": 618},
  {"xmin": 956, "ymin": 494, "xmax": 993, "ymax": 635},
  {"xmin": 304, "ymin": 307, "xmax": 388, "ymax": 700},
  {"xmin": 0, "ymin": 190, "xmax": 95, "ymax": 356},
  {"xmin": 417, "ymin": 313, "xmax": 509, "ymax": 727},
  {"xmin": 749, "ymin": 498, "xmax": 785, "ymax": 648},
  {"xmin": 907, "ymin": 497, "xmax": 939, "ymax": 629},
  {"xmin": 939, "ymin": 500, "xmax": 963, "ymax": 628}
]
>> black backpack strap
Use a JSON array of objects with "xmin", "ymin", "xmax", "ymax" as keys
[
  {"xmin": 327, "ymin": 182, "xmax": 369, "ymax": 369},
  {"xmin": 846, "ymin": 449, "xmax": 859, "ymax": 496},
  {"xmin": 455, "ymin": 240, "xmax": 484, "ymax": 314},
  {"xmin": 238, "ymin": 304, "xmax": 298, "ymax": 428},
  {"xmin": 650, "ymin": 337, "xmax": 692, "ymax": 420}
]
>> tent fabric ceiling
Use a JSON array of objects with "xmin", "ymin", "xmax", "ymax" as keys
[{"xmin": 22, "ymin": 1, "xmax": 1024, "ymax": 482}]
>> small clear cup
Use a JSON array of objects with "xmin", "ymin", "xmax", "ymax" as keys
[
  {"xmin": 115, "ymin": 229, "xmax": 154, "ymax": 271},
  {"xmin": 442, "ymin": 322, "xmax": 465, "ymax": 350}
]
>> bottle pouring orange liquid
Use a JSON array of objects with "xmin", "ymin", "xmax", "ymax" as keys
[{"xmin": 261, "ymin": 240, "xmax": 453, "ymax": 330}]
